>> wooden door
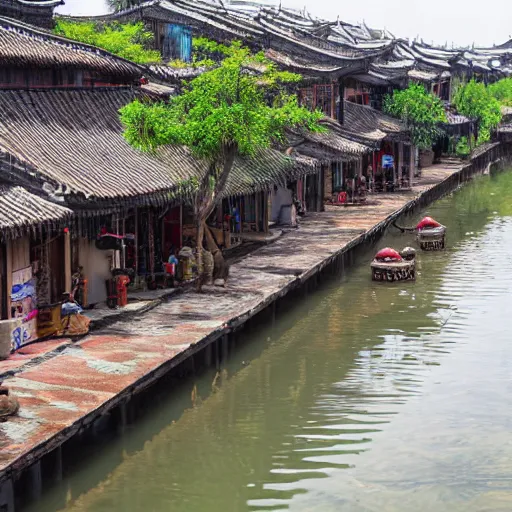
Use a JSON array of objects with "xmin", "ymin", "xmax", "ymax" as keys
[{"xmin": 49, "ymin": 235, "xmax": 65, "ymax": 303}]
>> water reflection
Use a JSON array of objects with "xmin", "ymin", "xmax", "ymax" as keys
[{"xmin": 26, "ymin": 171, "xmax": 512, "ymax": 512}]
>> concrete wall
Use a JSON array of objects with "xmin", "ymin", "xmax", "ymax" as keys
[
  {"xmin": 78, "ymin": 239, "xmax": 111, "ymax": 306},
  {"xmin": 270, "ymin": 186, "xmax": 293, "ymax": 223},
  {"xmin": 419, "ymin": 149, "xmax": 434, "ymax": 168}
]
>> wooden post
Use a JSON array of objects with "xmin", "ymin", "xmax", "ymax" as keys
[
  {"xmin": 255, "ymin": 192, "xmax": 260, "ymax": 232},
  {"xmin": 337, "ymin": 78, "xmax": 345, "ymax": 124},
  {"xmin": 409, "ymin": 144, "xmax": 415, "ymax": 186},
  {"xmin": 398, "ymin": 142, "xmax": 404, "ymax": 188},
  {"xmin": 64, "ymin": 229, "xmax": 72, "ymax": 292},
  {"xmin": 264, "ymin": 192, "xmax": 269, "ymax": 233},
  {"xmin": 5, "ymin": 240, "xmax": 12, "ymax": 319},
  {"xmin": 180, "ymin": 205, "xmax": 184, "ymax": 247},
  {"xmin": 134, "ymin": 207, "xmax": 139, "ymax": 274},
  {"xmin": 318, "ymin": 167, "xmax": 324, "ymax": 212}
]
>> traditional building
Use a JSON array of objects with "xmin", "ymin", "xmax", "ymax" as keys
[
  {"xmin": 0, "ymin": 0, "xmax": 62, "ymax": 29},
  {"xmin": 0, "ymin": 13, "xmax": 316, "ymax": 350}
]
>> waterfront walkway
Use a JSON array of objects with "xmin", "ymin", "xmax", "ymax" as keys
[{"xmin": 0, "ymin": 160, "xmax": 463, "ymax": 482}]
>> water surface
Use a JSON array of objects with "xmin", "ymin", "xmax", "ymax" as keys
[{"xmin": 26, "ymin": 170, "xmax": 512, "ymax": 512}]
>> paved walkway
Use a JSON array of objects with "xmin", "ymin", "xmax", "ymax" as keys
[{"xmin": 0, "ymin": 160, "xmax": 463, "ymax": 482}]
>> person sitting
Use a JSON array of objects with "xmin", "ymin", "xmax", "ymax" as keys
[{"xmin": 168, "ymin": 248, "xmax": 179, "ymax": 267}]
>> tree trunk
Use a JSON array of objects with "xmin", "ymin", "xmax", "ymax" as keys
[
  {"xmin": 205, "ymin": 223, "xmax": 226, "ymax": 270},
  {"xmin": 195, "ymin": 219, "xmax": 205, "ymax": 292},
  {"xmin": 194, "ymin": 143, "xmax": 237, "ymax": 292}
]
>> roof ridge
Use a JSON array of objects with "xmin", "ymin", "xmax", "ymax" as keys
[{"xmin": 0, "ymin": 15, "xmax": 146, "ymax": 72}]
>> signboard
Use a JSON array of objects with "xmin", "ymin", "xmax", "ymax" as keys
[
  {"xmin": 382, "ymin": 154, "xmax": 394, "ymax": 169},
  {"xmin": 10, "ymin": 266, "xmax": 37, "ymax": 349}
]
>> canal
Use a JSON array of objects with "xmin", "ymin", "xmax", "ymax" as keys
[{"xmin": 24, "ymin": 169, "xmax": 512, "ymax": 512}]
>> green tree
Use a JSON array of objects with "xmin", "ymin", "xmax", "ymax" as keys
[
  {"xmin": 452, "ymin": 79, "xmax": 502, "ymax": 144},
  {"xmin": 383, "ymin": 82, "xmax": 447, "ymax": 149},
  {"xmin": 120, "ymin": 43, "xmax": 322, "ymax": 287},
  {"xmin": 54, "ymin": 20, "xmax": 161, "ymax": 64},
  {"xmin": 488, "ymin": 77, "xmax": 512, "ymax": 107}
]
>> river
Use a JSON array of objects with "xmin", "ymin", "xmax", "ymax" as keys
[{"xmin": 25, "ymin": 169, "xmax": 512, "ymax": 512}]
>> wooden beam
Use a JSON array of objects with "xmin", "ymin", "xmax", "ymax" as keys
[
  {"xmin": 64, "ymin": 230, "xmax": 72, "ymax": 293},
  {"xmin": 134, "ymin": 207, "xmax": 139, "ymax": 274},
  {"xmin": 264, "ymin": 192, "xmax": 269, "ymax": 233},
  {"xmin": 398, "ymin": 142, "xmax": 404, "ymax": 187},
  {"xmin": 5, "ymin": 240, "xmax": 12, "ymax": 320},
  {"xmin": 409, "ymin": 144, "xmax": 415, "ymax": 186},
  {"xmin": 337, "ymin": 79, "xmax": 345, "ymax": 124},
  {"xmin": 255, "ymin": 192, "xmax": 260, "ymax": 232}
]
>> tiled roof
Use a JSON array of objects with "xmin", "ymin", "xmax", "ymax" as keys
[
  {"xmin": 0, "ymin": 88, "xmax": 312, "ymax": 205},
  {"xmin": 287, "ymin": 102, "xmax": 408, "ymax": 163},
  {"xmin": 64, "ymin": 0, "xmax": 395, "ymax": 77},
  {"xmin": 64, "ymin": 0, "xmax": 512, "ymax": 84},
  {"xmin": 497, "ymin": 123, "xmax": 512, "ymax": 133},
  {"xmin": 148, "ymin": 64, "xmax": 210, "ymax": 82},
  {"xmin": 290, "ymin": 117, "xmax": 372, "ymax": 159},
  {"xmin": 343, "ymin": 100, "xmax": 407, "ymax": 145},
  {"xmin": 0, "ymin": 16, "xmax": 143, "ymax": 78},
  {"xmin": 0, "ymin": 185, "xmax": 72, "ymax": 238},
  {"xmin": 444, "ymin": 111, "xmax": 471, "ymax": 125}
]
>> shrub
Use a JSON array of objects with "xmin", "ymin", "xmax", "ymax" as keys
[
  {"xmin": 452, "ymin": 79, "xmax": 502, "ymax": 144},
  {"xmin": 54, "ymin": 20, "xmax": 161, "ymax": 64}
]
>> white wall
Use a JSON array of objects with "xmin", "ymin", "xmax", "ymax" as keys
[
  {"xmin": 270, "ymin": 186, "xmax": 293, "ymax": 223},
  {"xmin": 78, "ymin": 239, "xmax": 112, "ymax": 306}
]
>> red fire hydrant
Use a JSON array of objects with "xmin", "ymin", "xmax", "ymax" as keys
[{"xmin": 116, "ymin": 275, "xmax": 131, "ymax": 308}]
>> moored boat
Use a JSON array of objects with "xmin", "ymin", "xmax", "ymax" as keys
[
  {"xmin": 416, "ymin": 217, "xmax": 446, "ymax": 251},
  {"xmin": 393, "ymin": 216, "xmax": 446, "ymax": 251},
  {"xmin": 371, "ymin": 247, "xmax": 416, "ymax": 282}
]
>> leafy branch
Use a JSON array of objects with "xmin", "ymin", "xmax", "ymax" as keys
[
  {"xmin": 54, "ymin": 20, "xmax": 161, "ymax": 64},
  {"xmin": 383, "ymin": 83, "xmax": 446, "ymax": 149},
  {"xmin": 452, "ymin": 79, "xmax": 502, "ymax": 144}
]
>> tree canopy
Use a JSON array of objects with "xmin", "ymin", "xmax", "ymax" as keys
[
  {"xmin": 54, "ymin": 20, "xmax": 161, "ymax": 64},
  {"xmin": 120, "ymin": 43, "xmax": 322, "ymax": 160},
  {"xmin": 488, "ymin": 77, "xmax": 512, "ymax": 107},
  {"xmin": 452, "ymin": 79, "xmax": 502, "ymax": 144},
  {"xmin": 383, "ymin": 82, "xmax": 447, "ymax": 149}
]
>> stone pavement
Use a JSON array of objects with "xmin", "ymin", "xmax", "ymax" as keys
[{"xmin": 0, "ymin": 160, "xmax": 463, "ymax": 482}]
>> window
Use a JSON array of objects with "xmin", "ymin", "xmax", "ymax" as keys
[
  {"xmin": 315, "ymin": 85, "xmax": 333, "ymax": 117},
  {"xmin": 299, "ymin": 84, "xmax": 338, "ymax": 118},
  {"xmin": 440, "ymin": 80, "xmax": 450, "ymax": 101},
  {"xmin": 332, "ymin": 162, "xmax": 343, "ymax": 192},
  {"xmin": 298, "ymin": 87, "xmax": 314, "ymax": 111},
  {"xmin": 344, "ymin": 79, "xmax": 370, "ymax": 105}
]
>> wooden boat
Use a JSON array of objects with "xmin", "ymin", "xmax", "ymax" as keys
[
  {"xmin": 393, "ymin": 217, "xmax": 446, "ymax": 252},
  {"xmin": 371, "ymin": 247, "xmax": 416, "ymax": 282},
  {"xmin": 417, "ymin": 225, "xmax": 446, "ymax": 251}
]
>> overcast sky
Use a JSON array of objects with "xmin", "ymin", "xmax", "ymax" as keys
[{"xmin": 58, "ymin": 0, "xmax": 511, "ymax": 47}]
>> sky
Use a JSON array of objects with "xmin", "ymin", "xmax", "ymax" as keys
[{"xmin": 58, "ymin": 0, "xmax": 512, "ymax": 48}]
